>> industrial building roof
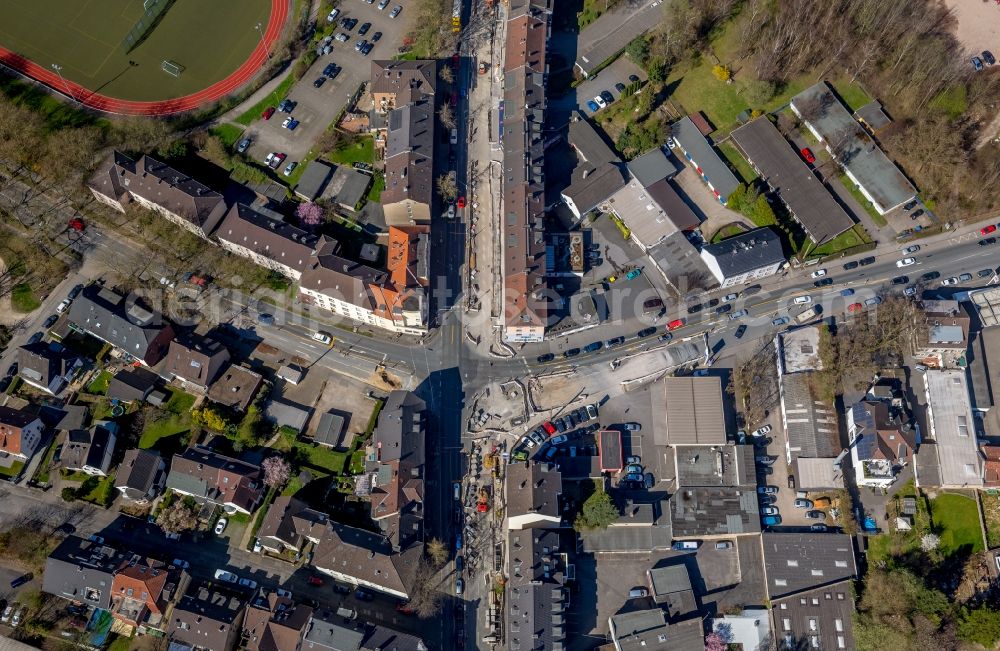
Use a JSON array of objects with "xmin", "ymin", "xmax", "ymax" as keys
[
  {"xmin": 924, "ymin": 370, "xmax": 983, "ymax": 487},
  {"xmin": 661, "ymin": 377, "xmax": 727, "ymax": 445}
]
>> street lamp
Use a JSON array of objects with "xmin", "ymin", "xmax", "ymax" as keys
[
  {"xmin": 255, "ymin": 22, "xmax": 271, "ymax": 60},
  {"xmin": 51, "ymin": 63, "xmax": 77, "ymax": 104}
]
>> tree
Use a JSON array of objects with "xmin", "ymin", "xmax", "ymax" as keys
[
  {"xmin": 156, "ymin": 498, "xmax": 199, "ymax": 534},
  {"xmin": 712, "ymin": 64, "xmax": 731, "ymax": 82},
  {"xmin": 60, "ymin": 487, "xmax": 76, "ymax": 503},
  {"xmin": 573, "ymin": 490, "xmax": 619, "ymax": 531},
  {"xmin": 743, "ymin": 79, "xmax": 776, "ymax": 107},
  {"xmin": 436, "ymin": 171, "xmax": 458, "ymax": 202},
  {"xmin": 296, "ymin": 202, "xmax": 324, "ymax": 229},
  {"xmin": 262, "ymin": 456, "xmax": 291, "ymax": 488},
  {"xmin": 958, "ymin": 607, "xmax": 1000, "ymax": 647},
  {"xmin": 626, "ymin": 35, "xmax": 651, "ymax": 66},
  {"xmin": 191, "ymin": 406, "xmax": 231, "ymax": 432},
  {"xmin": 438, "ymin": 104, "xmax": 456, "ymax": 130},
  {"xmin": 407, "ymin": 557, "xmax": 443, "ymax": 618},
  {"xmin": 237, "ymin": 405, "xmax": 264, "ymax": 449},
  {"xmin": 919, "ymin": 533, "xmax": 940, "ymax": 552},
  {"xmin": 704, "ymin": 632, "xmax": 727, "ymax": 651},
  {"xmin": 438, "ymin": 65, "xmax": 453, "ymax": 84},
  {"xmin": 426, "ymin": 538, "xmax": 448, "ymax": 567}
]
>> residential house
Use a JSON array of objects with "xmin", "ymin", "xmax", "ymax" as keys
[
  {"xmin": 43, "ymin": 536, "xmax": 122, "ymax": 609},
  {"xmin": 608, "ymin": 609, "xmax": 704, "ymax": 651},
  {"xmin": 109, "ymin": 556, "xmax": 182, "ymax": 632},
  {"xmin": 730, "ymin": 117, "xmax": 854, "ymax": 245},
  {"xmin": 968, "ymin": 320, "xmax": 1000, "ymax": 436},
  {"xmin": 67, "ymin": 285, "xmax": 175, "ymax": 366},
  {"xmin": 506, "ymin": 528, "xmax": 569, "ymax": 651},
  {"xmin": 243, "ymin": 590, "xmax": 312, "ymax": 651},
  {"xmin": 311, "ymin": 522, "xmax": 421, "ymax": 599},
  {"xmin": 505, "ymin": 461, "xmax": 562, "ymax": 530},
  {"xmin": 115, "ymin": 448, "xmax": 166, "ymax": 503},
  {"xmin": 87, "ymin": 151, "xmax": 227, "ymax": 239},
  {"xmin": 61, "ymin": 421, "xmax": 118, "ymax": 477},
  {"xmin": 847, "ymin": 400, "xmax": 918, "ymax": 488},
  {"xmin": 918, "ymin": 369, "xmax": 983, "ymax": 488},
  {"xmin": 302, "ymin": 614, "xmax": 428, "ymax": 651},
  {"xmin": 772, "ymin": 584, "xmax": 856, "ymax": 651},
  {"xmin": 560, "ymin": 116, "xmax": 628, "ymax": 219},
  {"xmin": 699, "ymin": 227, "xmax": 786, "ymax": 288},
  {"xmin": 500, "ymin": 0, "xmax": 552, "ymax": 344},
  {"xmin": 207, "ymin": 364, "xmax": 263, "ymax": 412},
  {"xmin": 365, "ymin": 390, "xmax": 426, "ymax": 550},
  {"xmin": 165, "ymin": 446, "xmax": 264, "ymax": 514},
  {"xmin": 298, "ymin": 234, "xmax": 429, "ymax": 335},
  {"xmin": 912, "ymin": 300, "xmax": 970, "ymax": 368},
  {"xmin": 790, "ymin": 81, "xmax": 916, "ymax": 215},
  {"xmin": 370, "ymin": 59, "xmax": 436, "ymax": 114},
  {"xmin": 0, "ymin": 405, "xmax": 44, "ymax": 462},
  {"xmin": 169, "ymin": 584, "xmax": 245, "ymax": 651},
  {"xmin": 256, "ymin": 496, "xmax": 328, "ymax": 554},
  {"xmin": 16, "ymin": 342, "xmax": 82, "ymax": 396},
  {"xmin": 163, "ymin": 336, "xmax": 230, "ymax": 392},
  {"xmin": 107, "ymin": 368, "xmax": 160, "ymax": 403},
  {"xmin": 215, "ymin": 204, "xmax": 318, "ymax": 281},
  {"xmin": 671, "ymin": 115, "xmax": 741, "ymax": 205}
]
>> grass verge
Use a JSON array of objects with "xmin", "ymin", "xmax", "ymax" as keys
[
  {"xmin": 838, "ymin": 173, "xmax": 888, "ymax": 227},
  {"xmin": 929, "ymin": 492, "xmax": 984, "ymax": 557},
  {"xmin": 10, "ymin": 284, "xmax": 39, "ymax": 313},
  {"xmin": 235, "ymin": 73, "xmax": 297, "ymax": 126}
]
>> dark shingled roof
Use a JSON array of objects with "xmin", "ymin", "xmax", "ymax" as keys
[
  {"xmin": 67, "ymin": 285, "xmax": 173, "ymax": 364},
  {"xmin": 762, "ymin": 532, "xmax": 856, "ymax": 599},
  {"xmin": 730, "ymin": 117, "xmax": 854, "ymax": 244},
  {"xmin": 700, "ymin": 227, "xmax": 786, "ymax": 278}
]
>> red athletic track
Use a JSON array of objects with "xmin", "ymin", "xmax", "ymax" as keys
[{"xmin": 0, "ymin": 0, "xmax": 288, "ymax": 116}]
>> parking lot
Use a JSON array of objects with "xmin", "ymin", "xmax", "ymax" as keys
[
  {"xmin": 245, "ymin": 1, "xmax": 415, "ymax": 169},
  {"xmin": 575, "ymin": 57, "xmax": 647, "ymax": 118}
]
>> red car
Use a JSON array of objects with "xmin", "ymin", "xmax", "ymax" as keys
[
  {"xmin": 262, "ymin": 106, "xmax": 276, "ymax": 120},
  {"xmin": 457, "ymin": 196, "xmax": 466, "ymax": 209},
  {"xmin": 982, "ymin": 224, "xmax": 997, "ymax": 236},
  {"xmin": 450, "ymin": 91, "xmax": 458, "ymax": 107},
  {"xmin": 848, "ymin": 302, "xmax": 863, "ymax": 313},
  {"xmin": 67, "ymin": 217, "xmax": 85, "ymax": 232},
  {"xmin": 395, "ymin": 602, "xmax": 415, "ymax": 615},
  {"xmin": 800, "ymin": 147, "xmax": 815, "ymax": 164},
  {"xmin": 542, "ymin": 421, "xmax": 556, "ymax": 435},
  {"xmin": 451, "ymin": 53, "xmax": 460, "ymax": 70},
  {"xmin": 667, "ymin": 318, "xmax": 685, "ymax": 331},
  {"xmin": 307, "ymin": 575, "xmax": 324, "ymax": 586}
]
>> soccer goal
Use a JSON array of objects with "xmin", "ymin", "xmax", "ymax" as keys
[{"xmin": 161, "ymin": 60, "xmax": 185, "ymax": 77}]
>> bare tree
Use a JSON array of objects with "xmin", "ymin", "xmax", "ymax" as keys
[
  {"xmin": 426, "ymin": 538, "xmax": 448, "ymax": 567},
  {"xmin": 156, "ymin": 498, "xmax": 200, "ymax": 534},
  {"xmin": 438, "ymin": 104, "xmax": 456, "ymax": 131},
  {"xmin": 436, "ymin": 171, "xmax": 458, "ymax": 202}
]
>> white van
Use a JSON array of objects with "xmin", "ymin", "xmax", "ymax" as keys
[
  {"xmin": 326, "ymin": 8, "xmax": 340, "ymax": 22},
  {"xmin": 450, "ymin": 129, "xmax": 458, "ymax": 145}
]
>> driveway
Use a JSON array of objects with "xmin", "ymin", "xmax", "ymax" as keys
[
  {"xmin": 572, "ymin": 57, "xmax": 647, "ymax": 118},
  {"xmin": 245, "ymin": 2, "xmax": 415, "ymax": 168}
]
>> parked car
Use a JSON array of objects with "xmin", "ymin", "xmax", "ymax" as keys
[
  {"xmin": 1, "ymin": 605, "xmax": 13, "ymax": 623},
  {"xmin": 313, "ymin": 76, "xmax": 326, "ymax": 88},
  {"xmin": 593, "ymin": 95, "xmax": 607, "ymax": 109},
  {"xmin": 625, "ymin": 464, "xmax": 643, "ymax": 474},
  {"xmin": 550, "ymin": 434, "xmax": 568, "ymax": 445},
  {"xmin": 715, "ymin": 540, "xmax": 733, "ymax": 550},
  {"xmin": 281, "ymin": 117, "xmax": 299, "ymax": 130},
  {"xmin": 757, "ymin": 486, "xmax": 778, "ymax": 495},
  {"xmin": 671, "ymin": 541, "xmax": 700, "ymax": 550},
  {"xmin": 982, "ymin": 224, "xmax": 997, "ymax": 236},
  {"xmin": 891, "ymin": 276, "xmax": 908, "ymax": 285},
  {"xmin": 729, "ymin": 309, "xmax": 748, "ymax": 320},
  {"xmin": 214, "ymin": 518, "xmax": 228, "ymax": 535},
  {"xmin": 859, "ymin": 256, "xmax": 877, "ymax": 266},
  {"xmin": 793, "ymin": 295, "xmax": 812, "ymax": 305},
  {"xmin": 972, "ymin": 56, "xmax": 985, "ymax": 72},
  {"xmin": 810, "ymin": 269, "xmax": 827, "ymax": 278},
  {"xmin": 751, "ymin": 425, "xmax": 772, "ymax": 437},
  {"xmin": 904, "ymin": 245, "xmax": 920, "ymax": 254},
  {"xmin": 637, "ymin": 327, "xmax": 657, "ymax": 338},
  {"xmin": 537, "ymin": 353, "xmax": 554, "ymax": 363},
  {"xmin": 771, "ymin": 317, "xmax": 789, "ymax": 327},
  {"xmin": 843, "ymin": 260, "xmax": 859, "ymax": 270},
  {"xmin": 455, "ymin": 578, "xmax": 464, "ymax": 596},
  {"xmin": 628, "ymin": 587, "xmax": 649, "ymax": 598},
  {"xmin": 56, "ymin": 299, "xmax": 71, "ymax": 314},
  {"xmin": 800, "ymin": 147, "xmax": 815, "ymax": 164},
  {"xmin": 979, "ymin": 269, "xmax": 995, "ymax": 278},
  {"xmin": 389, "ymin": 5, "xmax": 402, "ymax": 17},
  {"xmin": 921, "ymin": 271, "xmax": 941, "ymax": 282},
  {"xmin": 959, "ymin": 272, "xmax": 974, "ymax": 282},
  {"xmin": 307, "ymin": 575, "xmax": 324, "ymax": 586},
  {"xmin": 11, "ymin": 607, "xmax": 24, "ymax": 627},
  {"xmin": 563, "ymin": 348, "xmax": 580, "ymax": 358},
  {"xmin": 214, "ymin": 569, "xmax": 238, "ymax": 583},
  {"xmin": 237, "ymin": 138, "xmax": 251, "ymax": 153},
  {"xmin": 814, "ymin": 278, "xmax": 833, "ymax": 287},
  {"xmin": 622, "ymin": 422, "xmax": 642, "ymax": 431},
  {"xmin": 283, "ymin": 161, "xmax": 298, "ymax": 176},
  {"xmin": 794, "ymin": 499, "xmax": 813, "ymax": 509},
  {"xmin": 262, "ymin": 106, "xmax": 275, "ymax": 120},
  {"xmin": 43, "ymin": 314, "xmax": 58, "ymax": 328},
  {"xmin": 942, "ymin": 277, "xmax": 959, "ymax": 286},
  {"xmin": 760, "ymin": 506, "xmax": 778, "ymax": 516},
  {"xmin": 984, "ymin": 50, "xmax": 997, "ymax": 66},
  {"xmin": 586, "ymin": 100, "xmax": 599, "ymax": 112},
  {"xmin": 355, "ymin": 589, "xmax": 374, "ymax": 601},
  {"xmin": 327, "ymin": 8, "xmax": 340, "ymax": 21},
  {"xmin": 667, "ymin": 319, "xmax": 685, "ymax": 330},
  {"xmin": 277, "ymin": 99, "xmax": 296, "ymax": 112},
  {"xmin": 172, "ymin": 558, "xmax": 190, "ymax": 569},
  {"xmin": 897, "ymin": 257, "xmax": 915, "ymax": 267},
  {"xmin": 238, "ymin": 578, "xmax": 258, "ymax": 589},
  {"xmin": 734, "ymin": 325, "xmax": 747, "ymax": 339},
  {"xmin": 981, "ymin": 237, "xmax": 997, "ymax": 246},
  {"xmin": 583, "ymin": 341, "xmax": 603, "ymax": 353},
  {"xmin": 762, "ymin": 515, "xmax": 782, "ymax": 526},
  {"xmin": 9, "ymin": 574, "xmax": 31, "ymax": 589},
  {"xmin": 755, "ymin": 456, "xmax": 777, "ymax": 466},
  {"xmin": 805, "ymin": 510, "xmax": 826, "ymax": 520}
]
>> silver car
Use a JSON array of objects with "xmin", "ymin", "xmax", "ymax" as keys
[{"xmin": 389, "ymin": 5, "xmax": 402, "ymax": 17}]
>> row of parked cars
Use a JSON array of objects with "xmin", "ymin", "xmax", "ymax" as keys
[{"xmin": 518, "ymin": 404, "xmax": 600, "ymax": 453}]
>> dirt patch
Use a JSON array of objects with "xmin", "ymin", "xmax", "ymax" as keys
[
  {"xmin": 528, "ymin": 374, "xmax": 590, "ymax": 412},
  {"xmin": 943, "ymin": 0, "xmax": 1000, "ymax": 54}
]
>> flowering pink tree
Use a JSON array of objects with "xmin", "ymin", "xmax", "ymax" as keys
[
  {"xmin": 704, "ymin": 632, "xmax": 727, "ymax": 651},
  {"xmin": 296, "ymin": 202, "xmax": 323, "ymax": 229},
  {"xmin": 262, "ymin": 456, "xmax": 291, "ymax": 488}
]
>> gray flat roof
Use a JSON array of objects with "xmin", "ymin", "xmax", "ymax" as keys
[
  {"xmin": 627, "ymin": 146, "xmax": 679, "ymax": 186},
  {"xmin": 780, "ymin": 373, "xmax": 839, "ymax": 461},
  {"xmin": 731, "ymin": 117, "xmax": 854, "ymax": 244},
  {"xmin": 672, "ymin": 487, "xmax": 760, "ymax": 537},
  {"xmin": 791, "ymin": 82, "xmax": 916, "ymax": 213},
  {"xmin": 295, "ymin": 160, "xmax": 334, "ymax": 201},
  {"xmin": 701, "ymin": 227, "xmax": 786, "ymax": 278},
  {"xmin": 671, "ymin": 116, "xmax": 741, "ymax": 202},
  {"xmin": 924, "ymin": 369, "xmax": 982, "ymax": 487},
  {"xmin": 661, "ymin": 377, "xmax": 727, "ymax": 445},
  {"xmin": 762, "ymin": 532, "xmax": 856, "ymax": 599},
  {"xmin": 675, "ymin": 444, "xmax": 755, "ymax": 488}
]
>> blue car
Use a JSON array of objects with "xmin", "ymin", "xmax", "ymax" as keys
[
  {"xmin": 586, "ymin": 100, "xmax": 600, "ymax": 112},
  {"xmin": 762, "ymin": 515, "xmax": 782, "ymax": 527},
  {"xmin": 840, "ymin": 288, "xmax": 854, "ymax": 297},
  {"xmin": 455, "ymin": 534, "xmax": 462, "ymax": 551}
]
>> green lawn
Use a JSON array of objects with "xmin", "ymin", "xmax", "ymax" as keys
[
  {"xmin": 34, "ymin": 439, "xmax": 59, "ymax": 484},
  {"xmin": 235, "ymin": 73, "xmax": 297, "ymax": 126},
  {"xmin": 139, "ymin": 413, "xmax": 193, "ymax": 450},
  {"xmin": 211, "ymin": 124, "xmax": 245, "ymax": 148},
  {"xmin": 164, "ymin": 388, "xmax": 196, "ymax": 414},
  {"xmin": 838, "ymin": 173, "xmax": 888, "ymax": 227},
  {"xmin": 930, "ymin": 492, "xmax": 984, "ymax": 557},
  {"xmin": 10, "ymin": 284, "xmax": 39, "ymax": 313},
  {"xmin": 286, "ymin": 440, "xmax": 348, "ymax": 474},
  {"xmin": 711, "ymin": 223, "xmax": 746, "ymax": 243},
  {"xmin": 0, "ymin": 0, "xmax": 271, "ymax": 102},
  {"xmin": 76, "ymin": 474, "xmax": 116, "ymax": 507},
  {"xmin": 367, "ymin": 172, "xmax": 385, "ymax": 204},
  {"xmin": 718, "ymin": 142, "xmax": 757, "ymax": 184},
  {"xmin": 86, "ymin": 370, "xmax": 113, "ymax": 396},
  {"xmin": 0, "ymin": 461, "xmax": 25, "ymax": 478},
  {"xmin": 326, "ymin": 135, "xmax": 375, "ymax": 166},
  {"xmin": 810, "ymin": 224, "xmax": 873, "ymax": 257},
  {"xmin": 830, "ymin": 76, "xmax": 872, "ymax": 112}
]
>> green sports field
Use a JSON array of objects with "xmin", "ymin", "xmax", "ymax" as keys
[{"xmin": 0, "ymin": 0, "xmax": 271, "ymax": 102}]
